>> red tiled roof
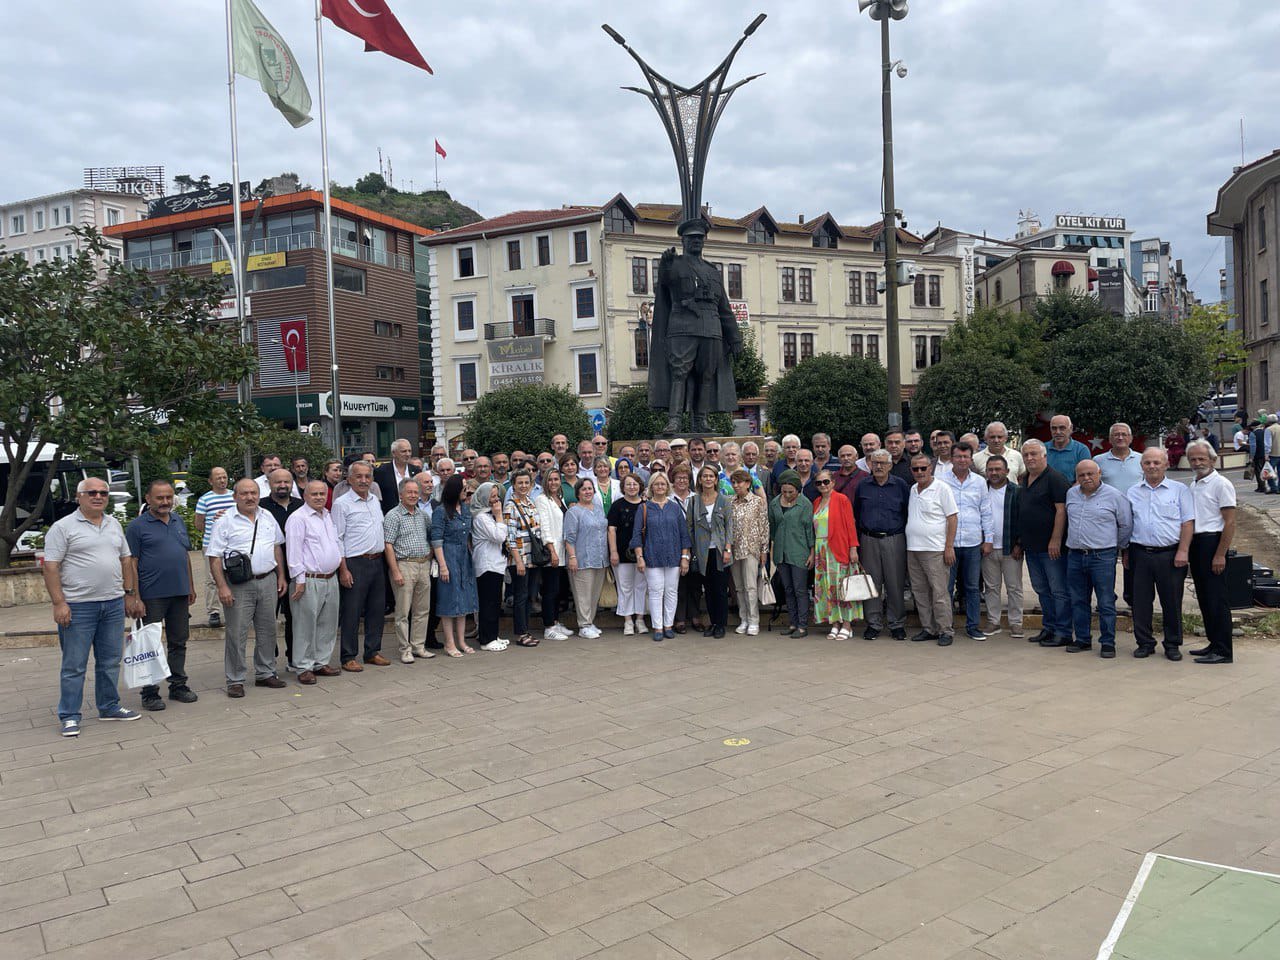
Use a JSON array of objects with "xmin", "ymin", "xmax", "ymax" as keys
[{"xmin": 424, "ymin": 206, "xmax": 600, "ymax": 244}]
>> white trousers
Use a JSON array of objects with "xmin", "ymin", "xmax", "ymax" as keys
[
  {"xmin": 644, "ymin": 566, "xmax": 680, "ymax": 629},
  {"xmin": 613, "ymin": 562, "xmax": 648, "ymax": 616}
]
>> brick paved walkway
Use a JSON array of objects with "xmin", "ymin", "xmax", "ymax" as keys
[{"xmin": 2, "ymin": 626, "xmax": 1279, "ymax": 959}]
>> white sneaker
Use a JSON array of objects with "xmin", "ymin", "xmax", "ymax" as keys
[
  {"xmin": 735, "ymin": 622, "xmax": 749, "ymax": 634},
  {"xmin": 622, "ymin": 619, "xmax": 635, "ymax": 636},
  {"xmin": 582, "ymin": 625, "xmax": 601, "ymax": 639},
  {"xmin": 400, "ymin": 651, "xmax": 414, "ymax": 664},
  {"xmin": 557, "ymin": 626, "xmax": 575, "ymax": 638},
  {"xmin": 747, "ymin": 623, "xmax": 759, "ymax": 636},
  {"xmin": 481, "ymin": 638, "xmax": 509, "ymax": 651}
]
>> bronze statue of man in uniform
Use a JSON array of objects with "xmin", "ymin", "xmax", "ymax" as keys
[{"xmin": 648, "ymin": 216, "xmax": 740, "ymax": 435}]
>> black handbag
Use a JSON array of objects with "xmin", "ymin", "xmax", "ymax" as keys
[
  {"xmin": 515, "ymin": 500, "xmax": 550, "ymax": 567},
  {"xmin": 222, "ymin": 518, "xmax": 258, "ymax": 585}
]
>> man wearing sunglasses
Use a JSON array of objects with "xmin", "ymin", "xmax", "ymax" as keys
[
  {"xmin": 43, "ymin": 477, "xmax": 146, "ymax": 737},
  {"xmin": 905, "ymin": 455, "xmax": 958, "ymax": 646}
]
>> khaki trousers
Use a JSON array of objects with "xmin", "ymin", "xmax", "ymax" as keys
[
  {"xmin": 907, "ymin": 550, "xmax": 951, "ymax": 637},
  {"xmin": 393, "ymin": 558, "xmax": 432, "ymax": 656},
  {"xmin": 570, "ymin": 567, "xmax": 607, "ymax": 628},
  {"xmin": 981, "ymin": 553, "xmax": 1024, "ymax": 629}
]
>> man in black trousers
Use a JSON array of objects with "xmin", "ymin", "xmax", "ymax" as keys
[
  {"xmin": 1185, "ymin": 441, "xmax": 1236, "ymax": 664},
  {"xmin": 1124, "ymin": 448, "xmax": 1193, "ymax": 661}
]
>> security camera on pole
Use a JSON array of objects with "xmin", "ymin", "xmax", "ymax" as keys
[{"xmin": 859, "ymin": 0, "xmax": 909, "ymax": 429}]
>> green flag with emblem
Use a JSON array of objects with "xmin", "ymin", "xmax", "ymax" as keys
[{"xmin": 232, "ymin": 0, "xmax": 313, "ymax": 128}]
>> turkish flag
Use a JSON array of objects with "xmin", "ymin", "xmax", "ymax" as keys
[
  {"xmin": 321, "ymin": 0, "xmax": 433, "ymax": 74},
  {"xmin": 280, "ymin": 319, "xmax": 308, "ymax": 372},
  {"xmin": 435, "ymin": 139, "xmax": 446, "ymax": 159}
]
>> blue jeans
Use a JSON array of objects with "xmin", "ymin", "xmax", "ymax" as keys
[
  {"xmin": 57, "ymin": 597, "xmax": 125, "ymax": 722},
  {"xmin": 1067, "ymin": 548, "xmax": 1118, "ymax": 647},
  {"xmin": 1024, "ymin": 551, "xmax": 1071, "ymax": 639},
  {"xmin": 947, "ymin": 545, "xmax": 983, "ymax": 633},
  {"xmin": 1270, "ymin": 456, "xmax": 1280, "ymax": 493}
]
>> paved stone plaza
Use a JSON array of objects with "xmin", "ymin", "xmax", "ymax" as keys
[{"xmin": 3, "ymin": 623, "xmax": 1279, "ymax": 960}]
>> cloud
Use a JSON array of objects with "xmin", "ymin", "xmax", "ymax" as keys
[{"xmin": 6, "ymin": 0, "xmax": 1279, "ymax": 301}]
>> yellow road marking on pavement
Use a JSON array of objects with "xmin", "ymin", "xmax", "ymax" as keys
[{"xmin": 722, "ymin": 737, "xmax": 750, "ymax": 746}]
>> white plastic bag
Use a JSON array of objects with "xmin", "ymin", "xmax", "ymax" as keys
[{"xmin": 122, "ymin": 620, "xmax": 170, "ymax": 689}]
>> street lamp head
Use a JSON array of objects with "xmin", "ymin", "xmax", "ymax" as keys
[{"xmin": 892, "ymin": 60, "xmax": 908, "ymax": 78}]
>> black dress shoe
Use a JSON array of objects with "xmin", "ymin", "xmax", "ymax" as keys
[
  {"xmin": 1188, "ymin": 646, "xmax": 1211, "ymax": 656},
  {"xmin": 937, "ymin": 634, "xmax": 954, "ymax": 646},
  {"xmin": 1030, "ymin": 628, "xmax": 1052, "ymax": 644},
  {"xmin": 1100, "ymin": 647, "xmax": 1116, "ymax": 659},
  {"xmin": 1133, "ymin": 647, "xmax": 1154, "ymax": 658},
  {"xmin": 1040, "ymin": 636, "xmax": 1070, "ymax": 647},
  {"xmin": 1064, "ymin": 642, "xmax": 1092, "ymax": 652},
  {"xmin": 891, "ymin": 628, "xmax": 906, "ymax": 641},
  {"xmin": 712, "ymin": 625, "xmax": 725, "ymax": 638},
  {"xmin": 910, "ymin": 629, "xmax": 933, "ymax": 642},
  {"xmin": 863, "ymin": 627, "xmax": 881, "ymax": 640},
  {"xmin": 425, "ymin": 637, "xmax": 444, "ymax": 650},
  {"xmin": 702, "ymin": 626, "xmax": 716, "ymax": 637},
  {"xmin": 1194, "ymin": 653, "xmax": 1233, "ymax": 664},
  {"xmin": 1165, "ymin": 648, "xmax": 1183, "ymax": 661}
]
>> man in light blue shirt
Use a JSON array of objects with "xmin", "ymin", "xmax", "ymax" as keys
[
  {"xmin": 1064, "ymin": 460, "xmax": 1132, "ymax": 657},
  {"xmin": 1046, "ymin": 414, "xmax": 1092, "ymax": 483},
  {"xmin": 941, "ymin": 443, "xmax": 993, "ymax": 640},
  {"xmin": 1125, "ymin": 447, "xmax": 1194, "ymax": 660},
  {"xmin": 1097, "ymin": 423, "xmax": 1144, "ymax": 492}
]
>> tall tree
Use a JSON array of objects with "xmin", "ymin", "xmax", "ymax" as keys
[
  {"xmin": 1182, "ymin": 302, "xmax": 1246, "ymax": 388},
  {"xmin": 913, "ymin": 354, "xmax": 1043, "ymax": 438},
  {"xmin": 732, "ymin": 325, "xmax": 769, "ymax": 399},
  {"xmin": 461, "ymin": 384, "xmax": 592, "ymax": 456},
  {"xmin": 0, "ymin": 230, "xmax": 261, "ymax": 567},
  {"xmin": 1029, "ymin": 288, "xmax": 1114, "ymax": 342},
  {"xmin": 766, "ymin": 354, "xmax": 887, "ymax": 449}
]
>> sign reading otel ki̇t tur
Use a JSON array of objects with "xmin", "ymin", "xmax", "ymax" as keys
[{"xmin": 488, "ymin": 337, "xmax": 545, "ymax": 389}]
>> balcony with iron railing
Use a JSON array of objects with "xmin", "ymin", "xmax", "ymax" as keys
[
  {"xmin": 123, "ymin": 230, "xmax": 413, "ymax": 274},
  {"xmin": 484, "ymin": 318, "xmax": 556, "ymax": 340}
]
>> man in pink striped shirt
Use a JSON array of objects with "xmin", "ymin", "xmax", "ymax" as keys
[{"xmin": 284, "ymin": 481, "xmax": 342, "ymax": 684}]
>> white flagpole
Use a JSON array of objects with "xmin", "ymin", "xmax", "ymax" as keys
[
  {"xmin": 315, "ymin": 0, "xmax": 344, "ymax": 455},
  {"xmin": 225, "ymin": 0, "xmax": 252, "ymax": 477}
]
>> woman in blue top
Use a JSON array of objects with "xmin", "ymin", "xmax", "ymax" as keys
[
  {"xmin": 431, "ymin": 474, "xmax": 478, "ymax": 657},
  {"xmin": 632, "ymin": 471, "xmax": 692, "ymax": 642},
  {"xmin": 563, "ymin": 478, "xmax": 609, "ymax": 639}
]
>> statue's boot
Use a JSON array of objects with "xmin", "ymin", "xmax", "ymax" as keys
[
  {"xmin": 665, "ymin": 380, "xmax": 688, "ymax": 436},
  {"xmin": 690, "ymin": 413, "xmax": 710, "ymax": 433},
  {"xmin": 662, "ymin": 414, "xmax": 681, "ymax": 436}
]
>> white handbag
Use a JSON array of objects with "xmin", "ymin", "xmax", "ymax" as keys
[
  {"xmin": 121, "ymin": 620, "xmax": 170, "ymax": 689},
  {"xmin": 757, "ymin": 566, "xmax": 777, "ymax": 606},
  {"xmin": 839, "ymin": 567, "xmax": 878, "ymax": 603}
]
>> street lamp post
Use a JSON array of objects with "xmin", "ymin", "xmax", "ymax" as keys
[{"xmin": 861, "ymin": 0, "xmax": 908, "ymax": 430}]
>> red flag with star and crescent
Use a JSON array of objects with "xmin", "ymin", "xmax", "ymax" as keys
[
  {"xmin": 435, "ymin": 139, "xmax": 446, "ymax": 159},
  {"xmin": 321, "ymin": 0, "xmax": 433, "ymax": 74},
  {"xmin": 280, "ymin": 319, "xmax": 308, "ymax": 372}
]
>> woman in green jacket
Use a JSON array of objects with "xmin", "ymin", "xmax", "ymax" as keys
[{"xmin": 769, "ymin": 470, "xmax": 815, "ymax": 637}]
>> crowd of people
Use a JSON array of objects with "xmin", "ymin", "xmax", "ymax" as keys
[{"xmin": 42, "ymin": 419, "xmax": 1238, "ymax": 739}]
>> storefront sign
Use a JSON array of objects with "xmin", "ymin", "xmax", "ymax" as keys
[
  {"xmin": 215, "ymin": 295, "xmax": 251, "ymax": 320},
  {"xmin": 1054, "ymin": 214, "xmax": 1126, "ymax": 231},
  {"xmin": 487, "ymin": 337, "xmax": 545, "ymax": 388},
  {"xmin": 212, "ymin": 251, "xmax": 286, "ymax": 275},
  {"xmin": 320, "ymin": 392, "xmax": 396, "ymax": 419},
  {"xmin": 148, "ymin": 181, "xmax": 251, "ymax": 218},
  {"xmin": 730, "ymin": 300, "xmax": 750, "ymax": 324}
]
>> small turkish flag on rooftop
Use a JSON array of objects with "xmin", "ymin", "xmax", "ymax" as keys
[
  {"xmin": 435, "ymin": 139, "xmax": 447, "ymax": 159},
  {"xmin": 321, "ymin": 0, "xmax": 433, "ymax": 74}
]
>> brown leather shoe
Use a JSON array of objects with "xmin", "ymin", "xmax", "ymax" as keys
[
  {"xmin": 226, "ymin": 683, "xmax": 245, "ymax": 698},
  {"xmin": 315, "ymin": 665, "xmax": 341, "ymax": 677},
  {"xmin": 342, "ymin": 660, "xmax": 364, "ymax": 672},
  {"xmin": 364, "ymin": 654, "xmax": 391, "ymax": 666},
  {"xmin": 297, "ymin": 670, "xmax": 316, "ymax": 685},
  {"xmin": 255, "ymin": 675, "xmax": 286, "ymax": 688}
]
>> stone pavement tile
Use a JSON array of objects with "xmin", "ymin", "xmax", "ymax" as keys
[
  {"xmin": 979, "ymin": 761, "xmax": 1125, "ymax": 820},
  {"xmin": 867, "ymin": 803, "xmax": 1028, "ymax": 868},
  {"xmin": 350, "ymin": 778, "xmax": 460, "ymax": 818},
  {"xmin": 477, "ymin": 776, "xmax": 604, "ymax": 821},
  {"xmin": 0, "ymin": 925, "xmax": 49, "ymax": 960},
  {"xmin": 148, "ymin": 940, "xmax": 240, "ymax": 960},
  {"xmin": 710, "ymin": 838, "xmax": 839, "ymax": 894},
  {"xmin": 478, "ymin": 822, "xmax": 617, "ymax": 874},
  {"xmin": 829, "ymin": 855, "xmax": 1008, "ymax": 941},
  {"xmin": 103, "ymin": 868, "xmax": 189, "ymax": 903},
  {"xmin": 403, "ymin": 874, "xmax": 530, "ymax": 937},
  {"xmin": 651, "ymin": 869, "xmax": 851, "ymax": 960},
  {"xmin": 641, "ymin": 764, "xmax": 733, "ymax": 799},
  {"xmin": 581, "ymin": 932, "xmax": 686, "ymax": 959},
  {"xmin": 505, "ymin": 856, "xmax": 583, "ymax": 897},
  {"xmin": 420, "ymin": 907, "xmax": 545, "ymax": 960},
  {"xmin": 416, "ymin": 815, "xmax": 557, "ymax": 869},
  {"xmin": 532, "ymin": 783, "xmax": 667, "ymax": 832},
  {"xmin": 815, "ymin": 811, "xmax": 915, "ymax": 852},
  {"xmin": 642, "ymin": 785, "xmax": 739, "ymax": 821},
  {"xmin": 907, "ymin": 752, "xmax": 1008, "ymax": 788},
  {"xmin": 955, "ymin": 841, "xmax": 1043, "ymax": 879},
  {"xmin": 556, "ymin": 822, "xmax": 694, "ymax": 879},
  {"xmin": 0, "ymin": 818, "xmax": 134, "ymax": 865},
  {"xmin": 810, "ymin": 845, "xmax": 914, "ymax": 894},
  {"xmin": 0, "ymin": 796, "xmax": 73, "ymax": 830},
  {"xmin": 991, "ymin": 796, "xmax": 1145, "ymax": 862},
  {"xmin": 39, "ymin": 888, "xmax": 297, "ymax": 960},
  {"xmin": 524, "ymin": 758, "xmax": 613, "ymax": 789},
  {"xmin": 180, "ymin": 854, "xmax": 241, "ymax": 882},
  {"xmin": 1142, "ymin": 747, "xmax": 1254, "ymax": 791},
  {"xmin": 189, "ymin": 802, "xmax": 361, "ymax": 860},
  {"xmin": 0, "ymin": 871, "xmax": 68, "ymax": 912},
  {"xmin": 0, "ymin": 843, "xmax": 82, "ymax": 884},
  {"xmin": 230, "ymin": 862, "xmax": 490, "ymax": 956},
  {"xmin": 41, "ymin": 886, "xmax": 194, "ymax": 950},
  {"xmin": 944, "ymin": 896, "xmax": 1024, "ymax": 937},
  {"xmin": 267, "ymin": 909, "xmax": 426, "ymax": 960},
  {"xmin": 186, "ymin": 832, "xmax": 400, "ymax": 909},
  {"xmin": 855, "ymin": 916, "xmax": 984, "ymax": 960},
  {"xmin": 716, "ymin": 935, "xmax": 815, "ymax": 959},
  {"xmin": 662, "ymin": 784, "xmax": 816, "ymax": 840},
  {"xmin": 0, "ymin": 821, "xmax": 45, "ymax": 850},
  {"xmin": 283, "ymin": 849, "xmax": 435, "ymax": 911},
  {"xmin": 986, "ymin": 840, "xmax": 1137, "ymax": 914},
  {"xmin": 385, "ymin": 806, "xmax": 499, "ymax": 850},
  {"xmin": 647, "ymin": 879, "xmax": 735, "ymax": 919},
  {"xmin": 0, "ymin": 889, "xmax": 106, "ymax": 937},
  {"xmin": 722, "ymin": 754, "xmax": 845, "ymax": 797},
  {"xmin": 234, "ymin": 810, "xmax": 410, "ymax": 868},
  {"xmin": 797, "ymin": 784, "xmax": 916, "ymax": 828},
  {"xmin": 517, "ymin": 861, "xmax": 682, "ymax": 936},
  {"xmin": 497, "ymin": 929, "xmax": 599, "ymax": 960},
  {"xmin": 280, "ymin": 779, "xmax": 367, "ymax": 814},
  {"xmin": 790, "ymin": 745, "xmax": 947, "ymax": 798},
  {"xmin": 977, "ymin": 882, "xmax": 1117, "ymax": 960},
  {"xmin": 778, "ymin": 911, "xmax": 883, "ymax": 958},
  {"xmin": 603, "ymin": 808, "xmax": 663, "ymax": 831},
  {"xmin": 650, "ymin": 810, "xmax": 826, "ymax": 882},
  {"xmin": 580, "ymin": 901, "xmax": 671, "ymax": 948},
  {"xmin": 705, "ymin": 735, "xmax": 842, "ymax": 779},
  {"xmin": 399, "ymin": 780, "xmax": 530, "ymax": 823}
]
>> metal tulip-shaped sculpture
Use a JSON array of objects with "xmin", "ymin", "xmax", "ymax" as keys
[{"xmin": 602, "ymin": 15, "xmax": 765, "ymax": 434}]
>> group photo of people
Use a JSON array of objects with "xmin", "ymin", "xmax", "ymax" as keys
[{"xmin": 44, "ymin": 418, "xmax": 1238, "ymax": 739}]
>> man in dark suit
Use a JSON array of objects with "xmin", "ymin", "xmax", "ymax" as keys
[{"xmin": 373, "ymin": 439, "xmax": 420, "ymax": 515}]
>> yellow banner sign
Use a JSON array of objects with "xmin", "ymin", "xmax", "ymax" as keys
[{"xmin": 211, "ymin": 252, "xmax": 286, "ymax": 275}]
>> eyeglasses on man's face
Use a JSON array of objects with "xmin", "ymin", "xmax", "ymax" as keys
[
  {"xmin": 911, "ymin": 466, "xmax": 930, "ymax": 474},
  {"xmin": 83, "ymin": 490, "xmax": 110, "ymax": 497}
]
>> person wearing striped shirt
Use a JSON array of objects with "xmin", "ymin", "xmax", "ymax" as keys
[{"xmin": 194, "ymin": 467, "xmax": 235, "ymax": 627}]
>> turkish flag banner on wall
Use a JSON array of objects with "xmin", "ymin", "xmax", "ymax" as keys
[
  {"xmin": 321, "ymin": 0, "xmax": 433, "ymax": 74},
  {"xmin": 280, "ymin": 319, "xmax": 308, "ymax": 371}
]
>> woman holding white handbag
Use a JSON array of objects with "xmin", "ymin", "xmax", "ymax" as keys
[{"xmin": 811, "ymin": 469, "xmax": 863, "ymax": 640}]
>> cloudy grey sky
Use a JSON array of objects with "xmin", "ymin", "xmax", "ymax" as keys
[{"xmin": 7, "ymin": 0, "xmax": 1279, "ymax": 303}]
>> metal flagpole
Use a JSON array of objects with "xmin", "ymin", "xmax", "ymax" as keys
[
  {"xmin": 315, "ymin": 0, "xmax": 345, "ymax": 455},
  {"xmin": 225, "ymin": 0, "xmax": 252, "ymax": 478}
]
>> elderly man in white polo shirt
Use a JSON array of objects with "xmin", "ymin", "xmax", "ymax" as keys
[
  {"xmin": 1186, "ymin": 440, "xmax": 1236, "ymax": 664},
  {"xmin": 206, "ymin": 478, "xmax": 287, "ymax": 697},
  {"xmin": 906, "ymin": 454, "xmax": 958, "ymax": 646}
]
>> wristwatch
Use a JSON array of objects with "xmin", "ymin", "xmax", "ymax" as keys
[{"xmin": 124, "ymin": 589, "xmax": 136, "ymax": 596}]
